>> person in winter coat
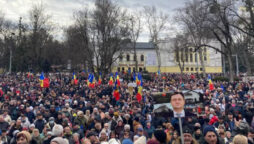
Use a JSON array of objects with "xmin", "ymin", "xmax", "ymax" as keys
[
  {"xmin": 34, "ymin": 113, "xmax": 46, "ymax": 133},
  {"xmin": 32, "ymin": 129, "xmax": 43, "ymax": 144},
  {"xmin": 74, "ymin": 111, "xmax": 86, "ymax": 130}
]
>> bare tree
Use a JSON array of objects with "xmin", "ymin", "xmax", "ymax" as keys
[
  {"xmin": 128, "ymin": 13, "xmax": 142, "ymax": 71},
  {"xmin": 90, "ymin": 0, "xmax": 129, "ymax": 75},
  {"xmin": 175, "ymin": 0, "xmax": 213, "ymax": 78},
  {"xmin": 28, "ymin": 3, "xmax": 52, "ymax": 71},
  {"xmin": 172, "ymin": 34, "xmax": 189, "ymax": 78},
  {"xmin": 143, "ymin": 6, "xmax": 168, "ymax": 72}
]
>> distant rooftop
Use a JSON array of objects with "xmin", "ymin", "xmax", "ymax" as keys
[{"xmin": 125, "ymin": 42, "xmax": 155, "ymax": 50}]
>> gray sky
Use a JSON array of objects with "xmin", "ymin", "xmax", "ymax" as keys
[{"xmin": 0, "ymin": 0, "xmax": 187, "ymax": 41}]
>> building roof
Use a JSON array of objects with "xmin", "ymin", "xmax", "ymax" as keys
[{"xmin": 125, "ymin": 42, "xmax": 155, "ymax": 50}]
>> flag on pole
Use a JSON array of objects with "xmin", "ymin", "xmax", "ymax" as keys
[
  {"xmin": 108, "ymin": 74, "xmax": 114, "ymax": 86},
  {"xmin": 208, "ymin": 74, "xmax": 214, "ymax": 90},
  {"xmin": 39, "ymin": 72, "xmax": 50, "ymax": 88},
  {"xmin": 115, "ymin": 72, "xmax": 120, "ymax": 86},
  {"xmin": 87, "ymin": 73, "xmax": 95, "ymax": 88},
  {"xmin": 72, "ymin": 72, "xmax": 78, "ymax": 85},
  {"xmin": 98, "ymin": 72, "xmax": 102, "ymax": 85},
  {"xmin": 136, "ymin": 79, "xmax": 143, "ymax": 102},
  {"xmin": 136, "ymin": 73, "xmax": 142, "ymax": 86},
  {"xmin": 113, "ymin": 77, "xmax": 120, "ymax": 101}
]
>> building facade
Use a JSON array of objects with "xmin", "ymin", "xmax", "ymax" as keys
[{"xmin": 112, "ymin": 40, "xmax": 222, "ymax": 73}]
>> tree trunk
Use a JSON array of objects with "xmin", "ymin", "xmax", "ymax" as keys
[
  {"xmin": 227, "ymin": 54, "xmax": 234, "ymax": 82},
  {"xmin": 134, "ymin": 43, "xmax": 138, "ymax": 72},
  {"xmin": 155, "ymin": 44, "xmax": 161, "ymax": 71}
]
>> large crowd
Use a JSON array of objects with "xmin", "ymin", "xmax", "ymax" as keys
[{"xmin": 0, "ymin": 72, "xmax": 253, "ymax": 144}]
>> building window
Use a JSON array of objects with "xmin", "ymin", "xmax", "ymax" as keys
[
  {"xmin": 191, "ymin": 67, "xmax": 194, "ymax": 71},
  {"xmin": 119, "ymin": 55, "xmax": 123, "ymax": 61},
  {"xmin": 204, "ymin": 55, "xmax": 207, "ymax": 61},
  {"xmin": 186, "ymin": 67, "xmax": 189, "ymax": 71},
  {"xmin": 127, "ymin": 54, "xmax": 130, "ymax": 61},
  {"xmin": 139, "ymin": 67, "xmax": 143, "ymax": 72},
  {"xmin": 122, "ymin": 67, "xmax": 125, "ymax": 71},
  {"xmin": 195, "ymin": 53, "xmax": 197, "ymax": 62},
  {"xmin": 117, "ymin": 67, "xmax": 120, "ymax": 72},
  {"xmin": 141, "ymin": 55, "xmax": 144, "ymax": 61},
  {"xmin": 200, "ymin": 68, "xmax": 203, "ymax": 71}
]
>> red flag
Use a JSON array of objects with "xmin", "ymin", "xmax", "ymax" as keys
[
  {"xmin": 113, "ymin": 90, "xmax": 120, "ymax": 101},
  {"xmin": 209, "ymin": 83, "xmax": 214, "ymax": 91},
  {"xmin": 74, "ymin": 79, "xmax": 78, "ymax": 85},
  {"xmin": 43, "ymin": 78, "xmax": 50, "ymax": 88},
  {"xmin": 136, "ymin": 92, "xmax": 142, "ymax": 102}
]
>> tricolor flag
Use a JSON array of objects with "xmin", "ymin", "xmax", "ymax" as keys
[
  {"xmin": 39, "ymin": 72, "xmax": 49, "ymax": 88},
  {"xmin": 87, "ymin": 73, "xmax": 95, "ymax": 88},
  {"xmin": 136, "ymin": 73, "xmax": 142, "ymax": 86},
  {"xmin": 113, "ymin": 77, "xmax": 120, "ymax": 101},
  {"xmin": 136, "ymin": 78, "xmax": 143, "ymax": 102},
  {"xmin": 108, "ymin": 74, "xmax": 114, "ymax": 86},
  {"xmin": 72, "ymin": 72, "xmax": 78, "ymax": 85},
  {"xmin": 208, "ymin": 74, "xmax": 214, "ymax": 90},
  {"xmin": 115, "ymin": 72, "xmax": 120, "ymax": 86},
  {"xmin": 98, "ymin": 72, "xmax": 102, "ymax": 85}
]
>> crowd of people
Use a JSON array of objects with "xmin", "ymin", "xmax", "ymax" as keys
[{"xmin": 0, "ymin": 72, "xmax": 253, "ymax": 144}]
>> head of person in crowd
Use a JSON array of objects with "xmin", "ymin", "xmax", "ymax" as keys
[
  {"xmin": 152, "ymin": 130, "xmax": 167, "ymax": 144},
  {"xmin": 16, "ymin": 131, "xmax": 32, "ymax": 144},
  {"xmin": 232, "ymin": 134, "xmax": 248, "ymax": 144},
  {"xmin": 203, "ymin": 125, "xmax": 219, "ymax": 144},
  {"xmin": 52, "ymin": 124, "xmax": 64, "ymax": 137},
  {"xmin": 72, "ymin": 133, "xmax": 80, "ymax": 143},
  {"xmin": 50, "ymin": 137, "xmax": 69, "ymax": 144},
  {"xmin": 86, "ymin": 131, "xmax": 98, "ymax": 144}
]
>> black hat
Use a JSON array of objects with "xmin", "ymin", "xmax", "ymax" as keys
[
  {"xmin": 86, "ymin": 131, "xmax": 97, "ymax": 138},
  {"xmin": 183, "ymin": 126, "xmax": 193, "ymax": 134},
  {"xmin": 154, "ymin": 130, "xmax": 166, "ymax": 143}
]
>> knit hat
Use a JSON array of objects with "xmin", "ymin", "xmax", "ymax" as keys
[
  {"xmin": 17, "ymin": 131, "xmax": 32, "ymax": 142},
  {"xmin": 203, "ymin": 125, "xmax": 217, "ymax": 136},
  {"xmin": 122, "ymin": 138, "xmax": 133, "ymax": 144},
  {"xmin": 51, "ymin": 137, "xmax": 69, "ymax": 144},
  {"xmin": 134, "ymin": 136, "xmax": 146, "ymax": 144}
]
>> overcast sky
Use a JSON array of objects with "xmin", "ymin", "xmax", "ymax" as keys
[{"xmin": 0, "ymin": 0, "xmax": 187, "ymax": 41}]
